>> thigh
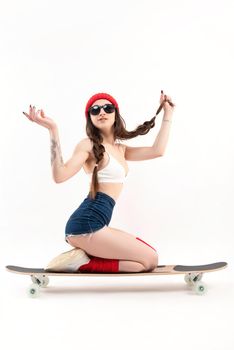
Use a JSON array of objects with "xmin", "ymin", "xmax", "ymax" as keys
[
  {"xmin": 109, "ymin": 226, "xmax": 156, "ymax": 251},
  {"xmin": 108, "ymin": 226, "xmax": 137, "ymax": 239},
  {"xmin": 66, "ymin": 226, "xmax": 158, "ymax": 268}
]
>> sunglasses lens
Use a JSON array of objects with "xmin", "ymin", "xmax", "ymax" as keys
[
  {"xmin": 89, "ymin": 106, "xmax": 100, "ymax": 115},
  {"xmin": 104, "ymin": 104, "xmax": 115, "ymax": 113}
]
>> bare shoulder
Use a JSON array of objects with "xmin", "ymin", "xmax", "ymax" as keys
[
  {"xmin": 75, "ymin": 137, "xmax": 92, "ymax": 152},
  {"xmin": 73, "ymin": 138, "xmax": 95, "ymax": 163}
]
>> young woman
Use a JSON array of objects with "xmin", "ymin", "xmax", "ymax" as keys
[{"xmin": 23, "ymin": 91, "xmax": 175, "ymax": 273}]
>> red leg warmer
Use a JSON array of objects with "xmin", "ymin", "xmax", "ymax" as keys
[{"xmin": 79, "ymin": 255, "xmax": 119, "ymax": 273}]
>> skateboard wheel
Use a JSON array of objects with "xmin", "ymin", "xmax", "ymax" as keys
[
  {"xmin": 193, "ymin": 282, "xmax": 207, "ymax": 295},
  {"xmin": 27, "ymin": 283, "xmax": 40, "ymax": 298}
]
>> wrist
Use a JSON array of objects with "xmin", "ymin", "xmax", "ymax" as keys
[
  {"xmin": 163, "ymin": 111, "xmax": 173, "ymax": 117},
  {"xmin": 162, "ymin": 118, "xmax": 172, "ymax": 122},
  {"xmin": 163, "ymin": 112, "xmax": 173, "ymax": 122}
]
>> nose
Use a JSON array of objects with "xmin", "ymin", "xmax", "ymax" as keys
[{"xmin": 99, "ymin": 108, "xmax": 106, "ymax": 115}]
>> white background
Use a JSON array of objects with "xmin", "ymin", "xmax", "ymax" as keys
[{"xmin": 1, "ymin": 0, "xmax": 233, "ymax": 349}]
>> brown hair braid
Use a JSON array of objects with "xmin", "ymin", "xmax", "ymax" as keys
[{"xmin": 86, "ymin": 108, "xmax": 157, "ymax": 199}]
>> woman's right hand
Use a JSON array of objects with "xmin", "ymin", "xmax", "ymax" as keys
[{"xmin": 22, "ymin": 105, "xmax": 57, "ymax": 131}]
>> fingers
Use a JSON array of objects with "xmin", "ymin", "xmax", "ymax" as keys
[
  {"xmin": 160, "ymin": 91, "xmax": 171, "ymax": 106},
  {"xmin": 35, "ymin": 109, "xmax": 41, "ymax": 119},
  {"xmin": 31, "ymin": 105, "xmax": 36, "ymax": 121},
  {"xmin": 27, "ymin": 105, "xmax": 35, "ymax": 121},
  {"xmin": 161, "ymin": 90, "xmax": 170, "ymax": 101},
  {"xmin": 22, "ymin": 105, "xmax": 43, "ymax": 122},
  {"xmin": 160, "ymin": 91, "xmax": 175, "ymax": 107},
  {"xmin": 33, "ymin": 107, "xmax": 44, "ymax": 122},
  {"xmin": 156, "ymin": 91, "xmax": 175, "ymax": 115},
  {"xmin": 22, "ymin": 108, "xmax": 33, "ymax": 122}
]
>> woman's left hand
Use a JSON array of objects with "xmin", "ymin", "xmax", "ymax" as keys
[{"xmin": 159, "ymin": 90, "xmax": 175, "ymax": 114}]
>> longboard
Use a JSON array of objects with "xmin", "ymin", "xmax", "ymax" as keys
[{"xmin": 6, "ymin": 262, "xmax": 227, "ymax": 297}]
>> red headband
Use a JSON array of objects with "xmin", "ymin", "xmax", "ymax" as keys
[{"xmin": 85, "ymin": 92, "xmax": 119, "ymax": 118}]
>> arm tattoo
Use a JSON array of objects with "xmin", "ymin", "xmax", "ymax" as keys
[
  {"xmin": 50, "ymin": 138, "xmax": 64, "ymax": 166},
  {"xmin": 50, "ymin": 139, "xmax": 56, "ymax": 165}
]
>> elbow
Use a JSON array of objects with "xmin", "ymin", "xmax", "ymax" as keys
[
  {"xmin": 53, "ymin": 177, "xmax": 63, "ymax": 184},
  {"xmin": 155, "ymin": 153, "xmax": 164, "ymax": 158},
  {"xmin": 158, "ymin": 150, "xmax": 165, "ymax": 156}
]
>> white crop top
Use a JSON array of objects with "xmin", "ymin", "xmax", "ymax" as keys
[{"xmin": 87, "ymin": 149, "xmax": 129, "ymax": 183}]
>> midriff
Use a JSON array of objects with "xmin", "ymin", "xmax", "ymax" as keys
[{"xmin": 94, "ymin": 182, "xmax": 124, "ymax": 202}]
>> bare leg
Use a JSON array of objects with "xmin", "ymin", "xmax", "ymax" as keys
[
  {"xmin": 118, "ymin": 260, "xmax": 146, "ymax": 272},
  {"xmin": 66, "ymin": 226, "xmax": 158, "ymax": 272}
]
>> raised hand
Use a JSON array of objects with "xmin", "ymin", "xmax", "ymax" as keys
[
  {"xmin": 156, "ymin": 90, "xmax": 175, "ymax": 115},
  {"xmin": 22, "ymin": 105, "xmax": 57, "ymax": 130}
]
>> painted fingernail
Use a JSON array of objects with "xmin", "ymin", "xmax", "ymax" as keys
[{"xmin": 161, "ymin": 90, "xmax": 163, "ymax": 94}]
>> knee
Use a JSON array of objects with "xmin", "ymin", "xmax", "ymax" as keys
[{"xmin": 142, "ymin": 251, "xmax": 158, "ymax": 271}]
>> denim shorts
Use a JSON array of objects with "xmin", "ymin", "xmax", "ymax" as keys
[{"xmin": 65, "ymin": 191, "xmax": 116, "ymax": 243}]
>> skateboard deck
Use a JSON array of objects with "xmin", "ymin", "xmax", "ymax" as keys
[{"xmin": 6, "ymin": 262, "xmax": 227, "ymax": 297}]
